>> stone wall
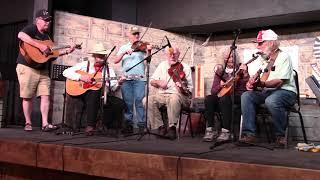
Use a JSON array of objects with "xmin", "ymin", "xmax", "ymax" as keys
[{"xmin": 51, "ymin": 11, "xmax": 320, "ymax": 141}]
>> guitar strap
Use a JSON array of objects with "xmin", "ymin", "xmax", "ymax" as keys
[
  {"xmin": 260, "ymin": 49, "xmax": 280, "ymax": 82},
  {"xmin": 86, "ymin": 61, "xmax": 90, "ymax": 73}
]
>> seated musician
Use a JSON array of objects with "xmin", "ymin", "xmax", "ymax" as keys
[
  {"xmin": 146, "ymin": 47, "xmax": 193, "ymax": 140},
  {"xmin": 63, "ymin": 43, "xmax": 125, "ymax": 136},
  {"xmin": 240, "ymin": 29, "xmax": 297, "ymax": 148},
  {"xmin": 203, "ymin": 49, "xmax": 249, "ymax": 142}
]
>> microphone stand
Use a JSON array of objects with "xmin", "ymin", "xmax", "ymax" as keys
[
  {"xmin": 124, "ymin": 44, "xmax": 171, "ymax": 140},
  {"xmin": 209, "ymin": 30, "xmax": 273, "ymax": 150},
  {"xmin": 98, "ymin": 46, "xmax": 116, "ymax": 135}
]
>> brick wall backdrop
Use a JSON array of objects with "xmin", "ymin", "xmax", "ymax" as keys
[{"xmin": 51, "ymin": 11, "xmax": 320, "ymax": 141}]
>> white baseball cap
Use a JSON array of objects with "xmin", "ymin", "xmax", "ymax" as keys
[{"xmin": 253, "ymin": 29, "xmax": 278, "ymax": 43}]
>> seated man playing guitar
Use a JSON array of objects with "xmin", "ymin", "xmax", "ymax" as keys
[
  {"xmin": 146, "ymin": 47, "xmax": 193, "ymax": 140},
  {"xmin": 203, "ymin": 49, "xmax": 249, "ymax": 142},
  {"xmin": 16, "ymin": 9, "xmax": 75, "ymax": 132},
  {"xmin": 240, "ymin": 29, "xmax": 297, "ymax": 148},
  {"xmin": 63, "ymin": 43, "xmax": 125, "ymax": 136}
]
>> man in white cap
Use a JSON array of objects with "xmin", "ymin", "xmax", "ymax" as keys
[
  {"xmin": 240, "ymin": 29, "xmax": 297, "ymax": 147},
  {"xmin": 16, "ymin": 9, "xmax": 75, "ymax": 132},
  {"xmin": 63, "ymin": 43, "xmax": 125, "ymax": 135},
  {"xmin": 113, "ymin": 26, "xmax": 152, "ymax": 134}
]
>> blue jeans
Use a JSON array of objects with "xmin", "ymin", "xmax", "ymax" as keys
[
  {"xmin": 241, "ymin": 89, "xmax": 296, "ymax": 136},
  {"xmin": 121, "ymin": 80, "xmax": 146, "ymax": 127}
]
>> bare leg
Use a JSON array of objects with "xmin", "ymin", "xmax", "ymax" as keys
[
  {"xmin": 40, "ymin": 95, "xmax": 50, "ymax": 127},
  {"xmin": 22, "ymin": 98, "xmax": 33, "ymax": 125}
]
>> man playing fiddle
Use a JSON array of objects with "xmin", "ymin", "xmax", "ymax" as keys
[
  {"xmin": 146, "ymin": 47, "xmax": 193, "ymax": 140},
  {"xmin": 113, "ymin": 26, "xmax": 152, "ymax": 134},
  {"xmin": 240, "ymin": 29, "xmax": 297, "ymax": 148}
]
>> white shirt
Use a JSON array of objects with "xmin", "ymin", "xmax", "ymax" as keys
[
  {"xmin": 151, "ymin": 61, "xmax": 193, "ymax": 94},
  {"xmin": 63, "ymin": 60, "xmax": 119, "ymax": 91}
]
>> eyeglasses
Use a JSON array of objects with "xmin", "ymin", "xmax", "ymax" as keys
[
  {"xmin": 257, "ymin": 41, "xmax": 266, "ymax": 46},
  {"xmin": 39, "ymin": 18, "xmax": 51, "ymax": 22}
]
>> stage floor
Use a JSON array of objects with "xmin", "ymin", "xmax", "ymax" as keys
[{"xmin": 0, "ymin": 126, "xmax": 319, "ymax": 171}]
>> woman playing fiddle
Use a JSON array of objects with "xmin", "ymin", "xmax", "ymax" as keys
[{"xmin": 146, "ymin": 47, "xmax": 193, "ymax": 140}]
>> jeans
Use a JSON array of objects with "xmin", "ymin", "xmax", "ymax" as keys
[
  {"xmin": 121, "ymin": 80, "xmax": 146, "ymax": 127},
  {"xmin": 241, "ymin": 89, "xmax": 296, "ymax": 137}
]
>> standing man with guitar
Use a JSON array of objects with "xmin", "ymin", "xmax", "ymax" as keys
[
  {"xmin": 203, "ymin": 49, "xmax": 249, "ymax": 142},
  {"xmin": 146, "ymin": 47, "xmax": 193, "ymax": 140},
  {"xmin": 63, "ymin": 43, "xmax": 125, "ymax": 136},
  {"xmin": 113, "ymin": 26, "xmax": 151, "ymax": 134},
  {"xmin": 16, "ymin": 9, "xmax": 75, "ymax": 132},
  {"xmin": 240, "ymin": 29, "xmax": 297, "ymax": 147}
]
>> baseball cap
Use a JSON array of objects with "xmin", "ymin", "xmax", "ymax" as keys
[
  {"xmin": 253, "ymin": 29, "xmax": 278, "ymax": 43},
  {"xmin": 129, "ymin": 26, "xmax": 140, "ymax": 34},
  {"xmin": 35, "ymin": 9, "xmax": 52, "ymax": 20}
]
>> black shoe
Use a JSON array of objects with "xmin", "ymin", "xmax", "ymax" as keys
[
  {"xmin": 275, "ymin": 136, "xmax": 286, "ymax": 148},
  {"xmin": 138, "ymin": 126, "xmax": 145, "ymax": 134},
  {"xmin": 158, "ymin": 125, "xmax": 167, "ymax": 136},
  {"xmin": 122, "ymin": 124, "xmax": 133, "ymax": 134},
  {"xmin": 166, "ymin": 126, "xmax": 177, "ymax": 140}
]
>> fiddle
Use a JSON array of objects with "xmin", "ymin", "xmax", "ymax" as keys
[
  {"xmin": 131, "ymin": 41, "xmax": 160, "ymax": 52},
  {"xmin": 167, "ymin": 62, "xmax": 192, "ymax": 98}
]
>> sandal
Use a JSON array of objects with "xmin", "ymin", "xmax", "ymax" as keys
[
  {"xmin": 24, "ymin": 123, "xmax": 32, "ymax": 131},
  {"xmin": 42, "ymin": 124, "xmax": 58, "ymax": 132}
]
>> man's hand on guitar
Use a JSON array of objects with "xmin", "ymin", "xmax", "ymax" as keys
[
  {"xmin": 38, "ymin": 44, "xmax": 51, "ymax": 56},
  {"xmin": 80, "ymin": 75, "xmax": 94, "ymax": 83},
  {"xmin": 246, "ymin": 77, "xmax": 256, "ymax": 90}
]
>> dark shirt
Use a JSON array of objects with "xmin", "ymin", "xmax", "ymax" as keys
[
  {"xmin": 16, "ymin": 24, "xmax": 51, "ymax": 70},
  {"xmin": 211, "ymin": 67, "xmax": 249, "ymax": 96}
]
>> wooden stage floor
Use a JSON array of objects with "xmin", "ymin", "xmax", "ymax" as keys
[{"xmin": 0, "ymin": 127, "xmax": 319, "ymax": 179}]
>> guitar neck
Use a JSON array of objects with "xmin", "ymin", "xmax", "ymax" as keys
[{"xmin": 51, "ymin": 45, "xmax": 71, "ymax": 51}]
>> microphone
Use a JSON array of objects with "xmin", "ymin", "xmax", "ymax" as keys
[{"xmin": 165, "ymin": 36, "xmax": 172, "ymax": 48}]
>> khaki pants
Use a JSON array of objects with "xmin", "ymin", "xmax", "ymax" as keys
[
  {"xmin": 16, "ymin": 64, "xmax": 50, "ymax": 98},
  {"xmin": 145, "ymin": 93, "xmax": 190, "ymax": 129}
]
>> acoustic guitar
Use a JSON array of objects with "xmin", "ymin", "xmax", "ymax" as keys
[
  {"xmin": 66, "ymin": 71, "xmax": 143, "ymax": 96},
  {"xmin": 217, "ymin": 53, "xmax": 260, "ymax": 97},
  {"xmin": 19, "ymin": 39, "xmax": 82, "ymax": 64}
]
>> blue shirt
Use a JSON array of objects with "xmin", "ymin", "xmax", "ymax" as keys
[{"xmin": 117, "ymin": 42, "xmax": 146, "ymax": 80}]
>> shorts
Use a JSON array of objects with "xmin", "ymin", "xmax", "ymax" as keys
[{"xmin": 16, "ymin": 64, "xmax": 51, "ymax": 98}]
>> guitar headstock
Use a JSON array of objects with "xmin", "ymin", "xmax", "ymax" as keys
[{"xmin": 74, "ymin": 42, "xmax": 83, "ymax": 50}]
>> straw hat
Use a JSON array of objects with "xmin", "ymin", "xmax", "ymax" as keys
[{"xmin": 88, "ymin": 43, "xmax": 110, "ymax": 55}]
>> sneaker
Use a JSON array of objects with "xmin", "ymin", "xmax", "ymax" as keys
[
  {"xmin": 203, "ymin": 127, "xmax": 217, "ymax": 142},
  {"xmin": 166, "ymin": 126, "xmax": 177, "ymax": 140},
  {"xmin": 275, "ymin": 136, "xmax": 286, "ymax": 148},
  {"xmin": 217, "ymin": 128, "xmax": 231, "ymax": 141}
]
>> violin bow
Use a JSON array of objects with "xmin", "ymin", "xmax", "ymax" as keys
[{"xmin": 138, "ymin": 22, "xmax": 152, "ymax": 42}]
